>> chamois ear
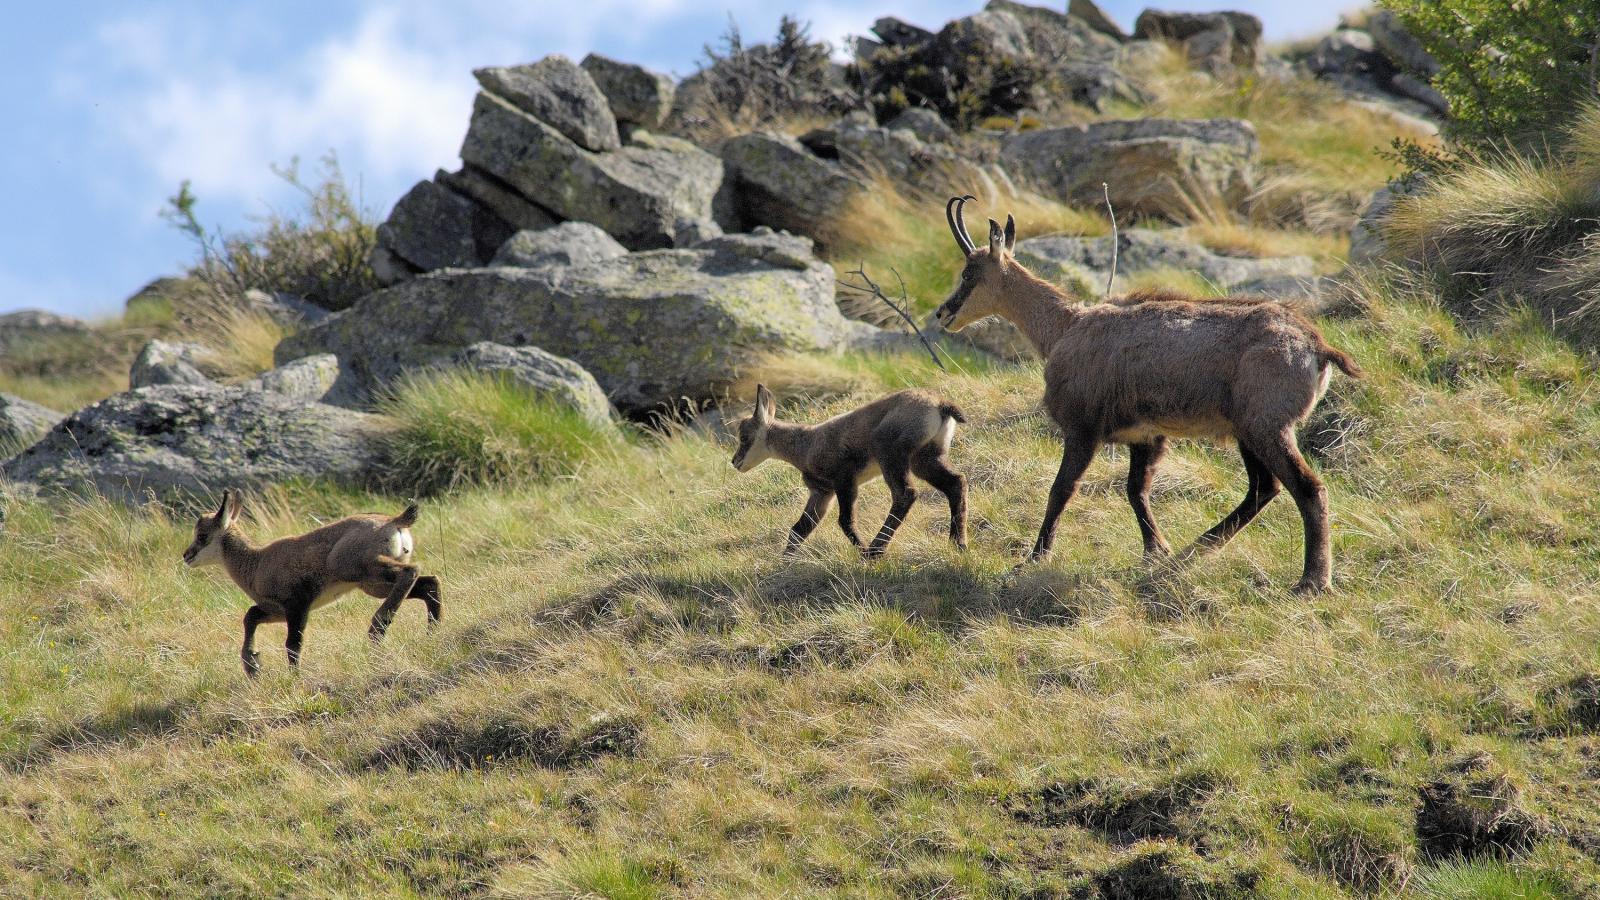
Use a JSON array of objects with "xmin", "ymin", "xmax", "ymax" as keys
[
  {"xmin": 1003, "ymin": 214, "xmax": 1016, "ymax": 252},
  {"xmin": 988, "ymin": 218, "xmax": 1004, "ymax": 256},
  {"xmin": 754, "ymin": 383, "xmax": 775, "ymax": 422},
  {"xmin": 220, "ymin": 490, "xmax": 241, "ymax": 528},
  {"xmin": 211, "ymin": 491, "xmax": 230, "ymax": 522}
]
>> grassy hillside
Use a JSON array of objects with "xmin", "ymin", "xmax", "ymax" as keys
[{"xmin": 4, "ymin": 266, "xmax": 1600, "ymax": 896}]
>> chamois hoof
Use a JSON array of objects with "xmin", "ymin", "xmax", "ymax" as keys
[
  {"xmin": 1291, "ymin": 576, "xmax": 1331, "ymax": 596},
  {"xmin": 241, "ymin": 651, "xmax": 262, "ymax": 678},
  {"xmin": 861, "ymin": 547, "xmax": 887, "ymax": 562}
]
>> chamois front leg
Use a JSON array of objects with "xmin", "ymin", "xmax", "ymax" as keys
[
  {"xmin": 1029, "ymin": 431, "xmax": 1099, "ymax": 562},
  {"xmin": 240, "ymin": 605, "xmax": 282, "ymax": 678},
  {"xmin": 783, "ymin": 488, "xmax": 834, "ymax": 557},
  {"xmin": 367, "ymin": 560, "xmax": 421, "ymax": 641}
]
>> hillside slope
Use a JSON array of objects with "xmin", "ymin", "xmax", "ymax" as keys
[{"xmin": 4, "ymin": 272, "xmax": 1600, "ymax": 897}]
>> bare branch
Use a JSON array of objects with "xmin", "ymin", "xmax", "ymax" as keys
[
  {"xmin": 1102, "ymin": 182, "xmax": 1119, "ymax": 299},
  {"xmin": 837, "ymin": 263, "xmax": 947, "ymax": 371}
]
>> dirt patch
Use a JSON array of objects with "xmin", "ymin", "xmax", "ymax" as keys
[
  {"xmin": 1538, "ymin": 673, "xmax": 1600, "ymax": 735},
  {"xmin": 1011, "ymin": 771, "xmax": 1225, "ymax": 845},
  {"xmin": 367, "ymin": 711, "xmax": 643, "ymax": 771},
  {"xmin": 1416, "ymin": 751, "xmax": 1548, "ymax": 860}
]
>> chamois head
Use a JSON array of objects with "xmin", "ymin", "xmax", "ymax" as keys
[
  {"xmin": 730, "ymin": 383, "xmax": 777, "ymax": 473},
  {"xmin": 183, "ymin": 490, "xmax": 240, "ymax": 567},
  {"xmin": 934, "ymin": 195, "xmax": 1015, "ymax": 332}
]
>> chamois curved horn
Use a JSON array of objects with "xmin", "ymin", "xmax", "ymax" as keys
[{"xmin": 946, "ymin": 195, "xmax": 978, "ymax": 256}]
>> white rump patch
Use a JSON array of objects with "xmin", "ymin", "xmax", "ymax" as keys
[{"xmin": 934, "ymin": 415, "xmax": 956, "ymax": 453}]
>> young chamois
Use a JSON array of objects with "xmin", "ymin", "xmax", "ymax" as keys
[
  {"xmin": 731, "ymin": 384, "xmax": 968, "ymax": 558},
  {"xmin": 182, "ymin": 491, "xmax": 442, "ymax": 676},
  {"xmin": 933, "ymin": 196, "xmax": 1361, "ymax": 593}
]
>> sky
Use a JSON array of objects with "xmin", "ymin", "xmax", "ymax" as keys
[{"xmin": 2, "ymin": 1, "xmax": 1344, "ymax": 319}]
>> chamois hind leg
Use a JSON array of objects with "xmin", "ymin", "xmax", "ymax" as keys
[
  {"xmin": 784, "ymin": 487, "xmax": 834, "ymax": 557},
  {"xmin": 910, "ymin": 444, "xmax": 967, "ymax": 551},
  {"xmin": 1180, "ymin": 442, "xmax": 1281, "ymax": 560},
  {"xmin": 1029, "ymin": 430, "xmax": 1099, "ymax": 562},
  {"xmin": 284, "ymin": 601, "xmax": 310, "ymax": 670},
  {"xmin": 1127, "ymin": 439, "xmax": 1171, "ymax": 559},
  {"xmin": 364, "ymin": 558, "xmax": 421, "ymax": 641},
  {"xmin": 1245, "ymin": 428, "xmax": 1331, "ymax": 595},
  {"xmin": 241, "ymin": 605, "xmax": 283, "ymax": 678},
  {"xmin": 865, "ymin": 456, "xmax": 918, "ymax": 559},
  {"xmin": 835, "ymin": 481, "xmax": 864, "ymax": 550},
  {"xmin": 410, "ymin": 575, "xmax": 442, "ymax": 628}
]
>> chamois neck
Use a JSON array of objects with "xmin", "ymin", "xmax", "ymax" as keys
[
  {"xmin": 764, "ymin": 421, "xmax": 813, "ymax": 467},
  {"xmin": 219, "ymin": 530, "xmax": 262, "ymax": 592},
  {"xmin": 997, "ymin": 263, "xmax": 1080, "ymax": 356}
]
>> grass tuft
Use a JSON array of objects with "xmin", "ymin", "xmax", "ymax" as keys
[{"xmin": 378, "ymin": 369, "xmax": 621, "ymax": 496}]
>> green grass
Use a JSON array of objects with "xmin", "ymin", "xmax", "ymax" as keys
[
  {"xmin": 377, "ymin": 369, "xmax": 623, "ymax": 496},
  {"xmin": 4, "ymin": 269, "xmax": 1600, "ymax": 896}
]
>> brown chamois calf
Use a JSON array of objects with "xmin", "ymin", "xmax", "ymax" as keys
[
  {"xmin": 182, "ymin": 491, "xmax": 441, "ymax": 676},
  {"xmin": 933, "ymin": 196, "xmax": 1361, "ymax": 593},
  {"xmin": 731, "ymin": 384, "xmax": 968, "ymax": 558}
]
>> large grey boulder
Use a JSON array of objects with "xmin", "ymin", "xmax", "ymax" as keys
[
  {"xmin": 1368, "ymin": 10, "xmax": 1439, "ymax": 77},
  {"xmin": 0, "ymin": 309, "xmax": 88, "ymax": 354},
  {"xmin": 442, "ymin": 343, "xmax": 614, "ymax": 428},
  {"xmin": 1014, "ymin": 230, "xmax": 1316, "ymax": 295},
  {"xmin": 461, "ymin": 91, "xmax": 725, "ymax": 250},
  {"xmin": 1001, "ymin": 118, "xmax": 1258, "ymax": 217},
  {"xmin": 375, "ymin": 177, "xmax": 504, "ymax": 274},
  {"xmin": 872, "ymin": 16, "xmax": 935, "ymax": 48},
  {"xmin": 0, "ymin": 393, "xmax": 63, "ymax": 452},
  {"xmin": 886, "ymin": 107, "xmax": 955, "ymax": 143},
  {"xmin": 1070, "ymin": 0, "xmax": 1129, "ymax": 41},
  {"xmin": 244, "ymin": 354, "xmax": 341, "ymax": 403},
  {"xmin": 720, "ymin": 132, "xmax": 867, "ymax": 247},
  {"xmin": 3, "ymin": 383, "xmax": 389, "ymax": 503},
  {"xmin": 580, "ymin": 54, "xmax": 674, "ymax": 129},
  {"xmin": 800, "ymin": 117, "xmax": 1006, "ymax": 203},
  {"xmin": 277, "ymin": 233, "xmax": 872, "ymax": 413},
  {"xmin": 1305, "ymin": 29, "xmax": 1390, "ymax": 80},
  {"xmin": 437, "ymin": 166, "xmax": 561, "ymax": 233},
  {"xmin": 1133, "ymin": 9, "xmax": 1262, "ymax": 72},
  {"xmin": 473, "ymin": 56, "xmax": 620, "ymax": 152},
  {"xmin": 129, "ymin": 340, "xmax": 212, "ymax": 388},
  {"xmin": 491, "ymin": 223, "xmax": 628, "ymax": 270}
]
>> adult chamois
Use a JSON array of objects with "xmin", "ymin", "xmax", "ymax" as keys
[
  {"xmin": 732, "ymin": 384, "xmax": 968, "ymax": 558},
  {"xmin": 182, "ymin": 491, "xmax": 442, "ymax": 676},
  {"xmin": 933, "ymin": 196, "xmax": 1361, "ymax": 593}
]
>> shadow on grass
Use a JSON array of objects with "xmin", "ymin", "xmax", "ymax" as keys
[{"xmin": 4, "ymin": 696, "xmax": 200, "ymax": 773}]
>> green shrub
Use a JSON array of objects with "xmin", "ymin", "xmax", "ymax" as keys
[
  {"xmin": 163, "ymin": 152, "xmax": 379, "ymax": 312},
  {"xmin": 378, "ymin": 369, "xmax": 619, "ymax": 496},
  {"xmin": 1378, "ymin": 0, "xmax": 1600, "ymax": 151}
]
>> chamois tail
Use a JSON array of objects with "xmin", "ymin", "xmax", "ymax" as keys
[
  {"xmin": 939, "ymin": 402, "xmax": 968, "ymax": 424},
  {"xmin": 392, "ymin": 502, "xmax": 420, "ymax": 528},
  {"xmin": 1320, "ymin": 345, "xmax": 1363, "ymax": 379}
]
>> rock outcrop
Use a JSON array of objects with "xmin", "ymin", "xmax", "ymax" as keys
[
  {"xmin": 129, "ymin": 340, "xmax": 212, "ymax": 388},
  {"xmin": 490, "ymin": 223, "xmax": 629, "ymax": 269},
  {"xmin": 719, "ymin": 132, "xmax": 868, "ymax": 246},
  {"xmin": 277, "ymin": 232, "xmax": 873, "ymax": 413},
  {"xmin": 1001, "ymin": 118, "xmax": 1258, "ymax": 217},
  {"xmin": 1133, "ymin": 9, "xmax": 1262, "ymax": 72},
  {"xmin": 473, "ymin": 56, "xmax": 621, "ymax": 152},
  {"xmin": 1015, "ymin": 231, "xmax": 1316, "ymax": 295},
  {"xmin": 3, "ymin": 380, "xmax": 389, "ymax": 503},
  {"xmin": 580, "ymin": 54, "xmax": 675, "ymax": 130},
  {"xmin": 441, "ymin": 342, "xmax": 614, "ymax": 428},
  {"xmin": 0, "ymin": 309, "xmax": 88, "ymax": 354},
  {"xmin": 461, "ymin": 91, "xmax": 725, "ymax": 251},
  {"xmin": 0, "ymin": 393, "xmax": 63, "ymax": 451}
]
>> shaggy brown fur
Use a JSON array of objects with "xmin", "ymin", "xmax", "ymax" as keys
[
  {"xmin": 182, "ymin": 491, "xmax": 441, "ymax": 676},
  {"xmin": 933, "ymin": 197, "xmax": 1361, "ymax": 593},
  {"xmin": 731, "ymin": 385, "xmax": 968, "ymax": 558}
]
